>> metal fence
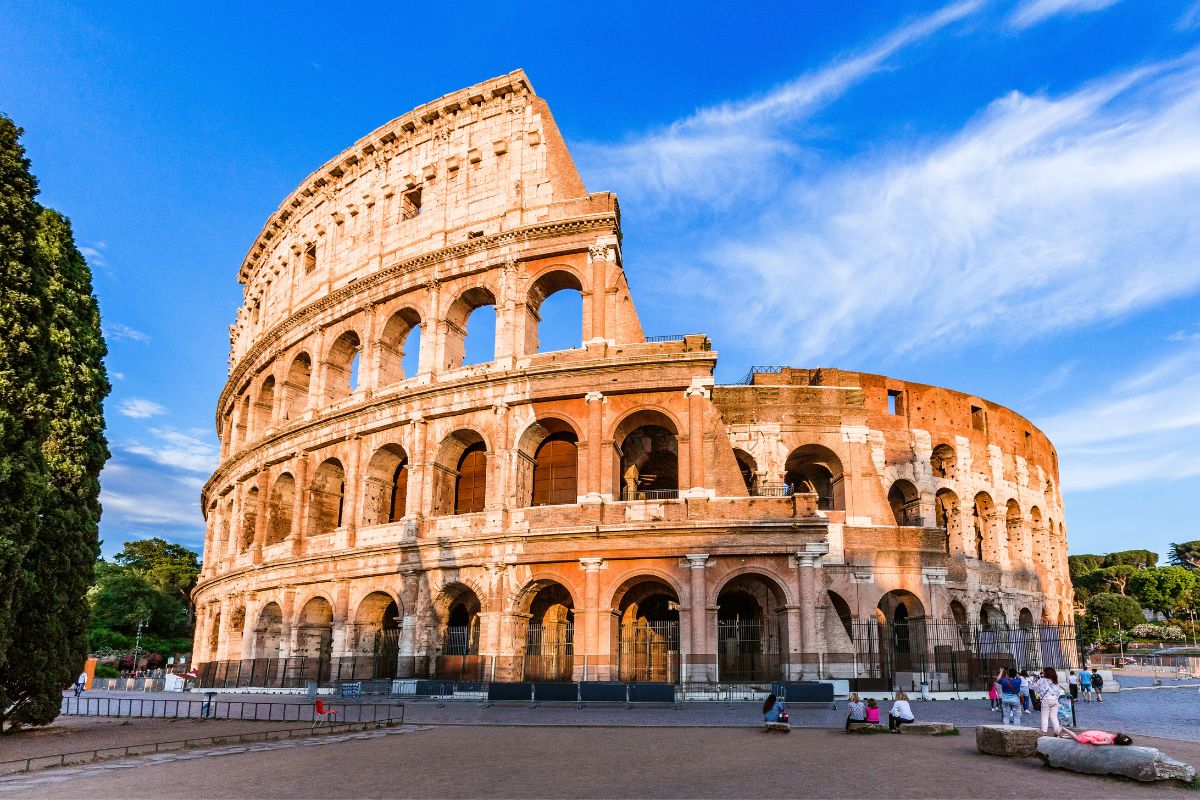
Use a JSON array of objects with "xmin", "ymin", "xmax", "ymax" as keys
[
  {"xmin": 523, "ymin": 621, "xmax": 574, "ymax": 682},
  {"xmin": 717, "ymin": 620, "xmax": 785, "ymax": 682},
  {"xmin": 834, "ymin": 619, "xmax": 1081, "ymax": 692},
  {"xmin": 195, "ymin": 656, "xmax": 385, "ymax": 689},
  {"xmin": 59, "ymin": 696, "xmax": 404, "ymax": 724},
  {"xmin": 618, "ymin": 621, "xmax": 680, "ymax": 683}
]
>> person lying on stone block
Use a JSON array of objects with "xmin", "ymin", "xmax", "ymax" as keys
[{"xmin": 1060, "ymin": 729, "xmax": 1133, "ymax": 746}]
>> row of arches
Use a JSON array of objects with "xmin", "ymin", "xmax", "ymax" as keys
[{"xmin": 224, "ymin": 270, "xmax": 589, "ymax": 454}]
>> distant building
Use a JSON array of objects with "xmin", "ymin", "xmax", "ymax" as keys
[{"xmin": 193, "ymin": 71, "xmax": 1074, "ymax": 691}]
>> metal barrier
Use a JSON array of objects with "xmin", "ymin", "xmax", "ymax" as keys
[
  {"xmin": 59, "ymin": 696, "xmax": 404, "ymax": 724},
  {"xmin": 0, "ymin": 717, "xmax": 403, "ymax": 777}
]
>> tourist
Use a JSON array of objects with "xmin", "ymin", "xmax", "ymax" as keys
[
  {"xmin": 1067, "ymin": 669, "xmax": 1079, "ymax": 702},
  {"xmin": 1060, "ymin": 729, "xmax": 1132, "ymax": 746},
  {"xmin": 1019, "ymin": 669, "xmax": 1032, "ymax": 715},
  {"xmin": 997, "ymin": 668, "xmax": 1022, "ymax": 726},
  {"xmin": 1091, "ymin": 670, "xmax": 1104, "ymax": 703},
  {"xmin": 1079, "ymin": 666, "xmax": 1093, "ymax": 702},
  {"xmin": 987, "ymin": 680, "xmax": 1000, "ymax": 711},
  {"xmin": 865, "ymin": 698, "xmax": 881, "ymax": 724},
  {"xmin": 762, "ymin": 693, "xmax": 785, "ymax": 723},
  {"xmin": 845, "ymin": 692, "xmax": 868, "ymax": 732},
  {"xmin": 888, "ymin": 691, "xmax": 915, "ymax": 733},
  {"xmin": 1032, "ymin": 667, "xmax": 1064, "ymax": 734},
  {"xmin": 73, "ymin": 670, "xmax": 87, "ymax": 697}
]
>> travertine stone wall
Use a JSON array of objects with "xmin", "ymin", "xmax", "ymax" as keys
[{"xmin": 193, "ymin": 71, "xmax": 1073, "ymax": 682}]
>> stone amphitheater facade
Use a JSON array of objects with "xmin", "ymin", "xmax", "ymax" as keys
[{"xmin": 193, "ymin": 71, "xmax": 1073, "ymax": 687}]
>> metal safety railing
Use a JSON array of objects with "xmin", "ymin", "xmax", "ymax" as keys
[
  {"xmin": 58, "ymin": 696, "xmax": 404, "ymax": 724},
  {"xmin": 619, "ymin": 488, "xmax": 680, "ymax": 501}
]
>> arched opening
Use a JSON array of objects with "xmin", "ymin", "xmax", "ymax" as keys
[
  {"xmin": 362, "ymin": 444, "xmax": 408, "ymax": 527},
  {"xmin": 240, "ymin": 486, "xmax": 259, "ymax": 552},
  {"xmin": 377, "ymin": 307, "xmax": 423, "ymax": 385},
  {"xmin": 281, "ymin": 352, "xmax": 311, "ymax": 421},
  {"xmin": 324, "ymin": 331, "xmax": 362, "ymax": 402},
  {"xmin": 1005, "ymin": 499, "xmax": 1023, "ymax": 567},
  {"xmin": 614, "ymin": 578, "xmax": 681, "ymax": 683},
  {"xmin": 716, "ymin": 574, "xmax": 788, "ymax": 682},
  {"xmin": 524, "ymin": 269, "xmax": 584, "ymax": 354},
  {"xmin": 979, "ymin": 602, "xmax": 1007, "ymax": 629},
  {"xmin": 445, "ymin": 287, "xmax": 497, "ymax": 369},
  {"xmin": 296, "ymin": 597, "xmax": 334, "ymax": 679},
  {"xmin": 733, "ymin": 449, "xmax": 758, "ymax": 495},
  {"xmin": 930, "ymin": 444, "xmax": 956, "ymax": 479},
  {"xmin": 520, "ymin": 582, "xmax": 575, "ymax": 682},
  {"xmin": 435, "ymin": 584, "xmax": 481, "ymax": 680},
  {"xmin": 531, "ymin": 433, "xmax": 579, "ymax": 506},
  {"xmin": 431, "ymin": 430, "xmax": 488, "ymax": 516},
  {"xmin": 877, "ymin": 590, "xmax": 927, "ymax": 673},
  {"xmin": 935, "ymin": 488, "xmax": 959, "ymax": 554},
  {"xmin": 827, "ymin": 590, "xmax": 855, "ymax": 641},
  {"xmin": 887, "ymin": 479, "xmax": 921, "ymax": 526},
  {"xmin": 208, "ymin": 611, "xmax": 221, "ymax": 657},
  {"xmin": 253, "ymin": 602, "xmax": 283, "ymax": 660},
  {"xmin": 255, "ymin": 376, "xmax": 275, "ymax": 434},
  {"xmin": 236, "ymin": 395, "xmax": 250, "ymax": 449},
  {"xmin": 1018, "ymin": 607, "xmax": 1034, "ymax": 629},
  {"xmin": 615, "ymin": 411, "xmax": 679, "ymax": 500},
  {"xmin": 784, "ymin": 444, "xmax": 845, "ymax": 510},
  {"xmin": 266, "ymin": 474, "xmax": 295, "ymax": 546},
  {"xmin": 352, "ymin": 592, "xmax": 400, "ymax": 676},
  {"xmin": 308, "ymin": 458, "xmax": 345, "ymax": 536},
  {"xmin": 972, "ymin": 492, "xmax": 994, "ymax": 561},
  {"xmin": 950, "ymin": 599, "xmax": 971, "ymax": 646}
]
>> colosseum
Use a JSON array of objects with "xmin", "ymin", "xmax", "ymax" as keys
[{"xmin": 193, "ymin": 70, "xmax": 1075, "ymax": 694}]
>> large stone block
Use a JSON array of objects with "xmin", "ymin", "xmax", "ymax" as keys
[
  {"xmin": 975, "ymin": 725, "xmax": 1043, "ymax": 757},
  {"xmin": 1036, "ymin": 737, "xmax": 1196, "ymax": 782},
  {"xmin": 902, "ymin": 722, "xmax": 957, "ymax": 735}
]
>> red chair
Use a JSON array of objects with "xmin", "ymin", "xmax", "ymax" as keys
[{"xmin": 312, "ymin": 699, "xmax": 338, "ymax": 729}]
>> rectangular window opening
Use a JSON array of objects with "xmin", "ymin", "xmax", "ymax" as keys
[
  {"xmin": 401, "ymin": 188, "xmax": 422, "ymax": 220},
  {"xmin": 887, "ymin": 389, "xmax": 904, "ymax": 416},
  {"xmin": 303, "ymin": 243, "xmax": 317, "ymax": 272},
  {"xmin": 971, "ymin": 405, "xmax": 987, "ymax": 433}
]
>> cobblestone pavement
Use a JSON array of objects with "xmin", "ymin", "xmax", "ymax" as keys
[{"xmin": 5, "ymin": 724, "xmax": 1198, "ymax": 799}]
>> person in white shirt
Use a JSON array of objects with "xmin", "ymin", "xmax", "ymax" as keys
[
  {"xmin": 1032, "ymin": 667, "xmax": 1064, "ymax": 734},
  {"xmin": 74, "ymin": 671, "xmax": 87, "ymax": 697},
  {"xmin": 888, "ymin": 691, "xmax": 915, "ymax": 733}
]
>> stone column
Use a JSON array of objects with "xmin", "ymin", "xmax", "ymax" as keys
[
  {"xmin": 290, "ymin": 454, "xmax": 309, "ymax": 557},
  {"xmin": 405, "ymin": 416, "xmax": 427, "ymax": 528},
  {"xmin": 685, "ymin": 554, "xmax": 710, "ymax": 682},
  {"xmin": 360, "ymin": 303, "xmax": 380, "ymax": 392},
  {"xmin": 226, "ymin": 485, "xmax": 243, "ymax": 570},
  {"xmin": 215, "ymin": 596, "xmax": 233, "ymax": 662},
  {"xmin": 343, "ymin": 436, "xmax": 362, "ymax": 548},
  {"xmin": 240, "ymin": 595, "xmax": 257, "ymax": 660},
  {"xmin": 583, "ymin": 391, "xmax": 605, "ymax": 500},
  {"xmin": 579, "ymin": 557, "xmax": 604, "ymax": 680},
  {"xmin": 586, "ymin": 243, "xmax": 611, "ymax": 343},
  {"xmin": 330, "ymin": 582, "xmax": 351, "ymax": 659},
  {"xmin": 417, "ymin": 279, "xmax": 440, "ymax": 382},
  {"xmin": 307, "ymin": 326, "xmax": 327, "ymax": 411},
  {"xmin": 280, "ymin": 588, "xmax": 296, "ymax": 660},
  {"xmin": 252, "ymin": 470, "xmax": 270, "ymax": 565},
  {"xmin": 684, "ymin": 385, "xmax": 708, "ymax": 494},
  {"xmin": 795, "ymin": 540, "xmax": 830, "ymax": 676},
  {"xmin": 396, "ymin": 571, "xmax": 419, "ymax": 678}
]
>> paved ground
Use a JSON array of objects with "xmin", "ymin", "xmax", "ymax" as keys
[{"xmin": 3, "ymin": 724, "xmax": 1198, "ymax": 798}]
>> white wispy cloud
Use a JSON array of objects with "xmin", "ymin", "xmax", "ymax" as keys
[
  {"xmin": 100, "ymin": 462, "xmax": 205, "ymax": 530},
  {"xmin": 681, "ymin": 53, "xmax": 1200, "ymax": 363},
  {"xmin": 124, "ymin": 427, "xmax": 219, "ymax": 474},
  {"xmin": 1008, "ymin": 0, "xmax": 1123, "ymax": 30},
  {"xmin": 117, "ymin": 397, "xmax": 168, "ymax": 419},
  {"xmin": 1038, "ymin": 339, "xmax": 1200, "ymax": 490},
  {"xmin": 576, "ymin": 1, "xmax": 983, "ymax": 209},
  {"xmin": 1180, "ymin": 1, "xmax": 1200, "ymax": 31},
  {"xmin": 105, "ymin": 322, "xmax": 151, "ymax": 344}
]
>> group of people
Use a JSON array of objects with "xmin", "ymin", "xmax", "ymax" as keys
[
  {"xmin": 989, "ymin": 666, "xmax": 1068, "ymax": 733},
  {"xmin": 844, "ymin": 692, "xmax": 915, "ymax": 733},
  {"xmin": 1066, "ymin": 667, "xmax": 1104, "ymax": 702}
]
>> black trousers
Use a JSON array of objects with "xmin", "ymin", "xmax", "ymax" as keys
[
  {"xmin": 889, "ymin": 715, "xmax": 912, "ymax": 731},
  {"xmin": 846, "ymin": 717, "xmax": 870, "ymax": 731}
]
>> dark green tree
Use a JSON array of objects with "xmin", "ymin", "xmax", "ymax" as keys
[
  {"xmin": 1092, "ymin": 564, "xmax": 1137, "ymax": 595},
  {"xmin": 1129, "ymin": 566, "xmax": 1198, "ymax": 616},
  {"xmin": 1084, "ymin": 592, "xmax": 1145, "ymax": 632},
  {"xmin": 1104, "ymin": 550, "xmax": 1158, "ymax": 570},
  {"xmin": 0, "ymin": 118, "xmax": 109, "ymax": 732},
  {"xmin": 114, "ymin": 538, "xmax": 201, "ymax": 599},
  {"xmin": 1169, "ymin": 541, "xmax": 1200, "ymax": 570},
  {"xmin": 1068, "ymin": 555, "xmax": 1104, "ymax": 578}
]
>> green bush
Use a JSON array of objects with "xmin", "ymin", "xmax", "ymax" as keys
[{"xmin": 93, "ymin": 664, "xmax": 119, "ymax": 679}]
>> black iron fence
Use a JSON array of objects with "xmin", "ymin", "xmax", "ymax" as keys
[
  {"xmin": 836, "ymin": 619, "xmax": 1080, "ymax": 692},
  {"xmin": 618, "ymin": 621, "xmax": 680, "ymax": 683},
  {"xmin": 59, "ymin": 696, "xmax": 404, "ymax": 724},
  {"xmin": 195, "ymin": 656, "xmax": 385, "ymax": 689},
  {"xmin": 524, "ymin": 621, "xmax": 573, "ymax": 682},
  {"xmin": 717, "ymin": 620, "xmax": 786, "ymax": 682}
]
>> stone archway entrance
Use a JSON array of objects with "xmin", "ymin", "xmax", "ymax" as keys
[
  {"xmin": 521, "ymin": 582, "xmax": 574, "ymax": 682},
  {"xmin": 715, "ymin": 574, "xmax": 788, "ymax": 682},
  {"xmin": 614, "ymin": 579, "xmax": 680, "ymax": 683}
]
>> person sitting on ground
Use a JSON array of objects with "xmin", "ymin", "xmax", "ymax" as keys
[
  {"xmin": 1060, "ymin": 729, "xmax": 1132, "ymax": 746},
  {"xmin": 889, "ymin": 691, "xmax": 915, "ymax": 733},
  {"xmin": 763, "ymin": 693, "xmax": 785, "ymax": 724},
  {"xmin": 865, "ymin": 697, "xmax": 881, "ymax": 723},
  {"xmin": 845, "ymin": 692, "xmax": 868, "ymax": 732}
]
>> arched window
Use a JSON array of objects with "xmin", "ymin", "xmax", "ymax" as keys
[
  {"xmin": 362, "ymin": 444, "xmax": 407, "ymax": 527},
  {"xmin": 390, "ymin": 461, "xmax": 408, "ymax": 522},
  {"xmin": 267, "ymin": 473, "xmax": 294, "ymax": 546},
  {"xmin": 378, "ymin": 308, "xmax": 423, "ymax": 386},
  {"xmin": 455, "ymin": 443, "xmax": 487, "ymax": 514},
  {"xmin": 616, "ymin": 412, "xmax": 679, "ymax": 500},
  {"xmin": 445, "ymin": 287, "xmax": 497, "ymax": 369},
  {"xmin": 733, "ymin": 449, "xmax": 758, "ymax": 495},
  {"xmin": 281, "ymin": 353, "xmax": 311, "ymax": 420},
  {"xmin": 531, "ymin": 433, "xmax": 578, "ymax": 506},
  {"xmin": 309, "ymin": 458, "xmax": 346, "ymax": 535},
  {"xmin": 973, "ymin": 492, "xmax": 994, "ymax": 560},
  {"xmin": 240, "ymin": 486, "xmax": 258, "ymax": 552},
  {"xmin": 255, "ymin": 376, "xmax": 275, "ymax": 434},
  {"xmin": 784, "ymin": 444, "xmax": 845, "ymax": 510},
  {"xmin": 324, "ymin": 332, "xmax": 361, "ymax": 402},
  {"xmin": 887, "ymin": 479, "xmax": 921, "ymax": 526},
  {"xmin": 524, "ymin": 270, "xmax": 584, "ymax": 354},
  {"xmin": 930, "ymin": 444, "xmax": 956, "ymax": 479}
]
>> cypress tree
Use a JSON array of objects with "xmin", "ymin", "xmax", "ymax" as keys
[
  {"xmin": 0, "ymin": 114, "xmax": 51, "ymax": 695},
  {"xmin": 0, "ymin": 116, "xmax": 109, "ymax": 732}
]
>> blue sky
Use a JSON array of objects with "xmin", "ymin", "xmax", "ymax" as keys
[{"xmin": 3, "ymin": 0, "xmax": 1199, "ymax": 561}]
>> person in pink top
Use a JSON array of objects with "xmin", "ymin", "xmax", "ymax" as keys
[
  {"xmin": 1061, "ymin": 729, "xmax": 1133, "ymax": 746},
  {"xmin": 865, "ymin": 697, "xmax": 881, "ymax": 723}
]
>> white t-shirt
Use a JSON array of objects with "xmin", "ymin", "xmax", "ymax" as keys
[
  {"xmin": 77, "ymin": 672, "xmax": 88, "ymax": 684},
  {"xmin": 1068, "ymin": 674, "xmax": 1079, "ymax": 686},
  {"xmin": 890, "ymin": 699, "xmax": 914, "ymax": 721}
]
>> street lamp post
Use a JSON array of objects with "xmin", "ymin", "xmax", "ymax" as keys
[
  {"xmin": 131, "ymin": 618, "xmax": 146, "ymax": 675},
  {"xmin": 1113, "ymin": 618, "xmax": 1124, "ymax": 663}
]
